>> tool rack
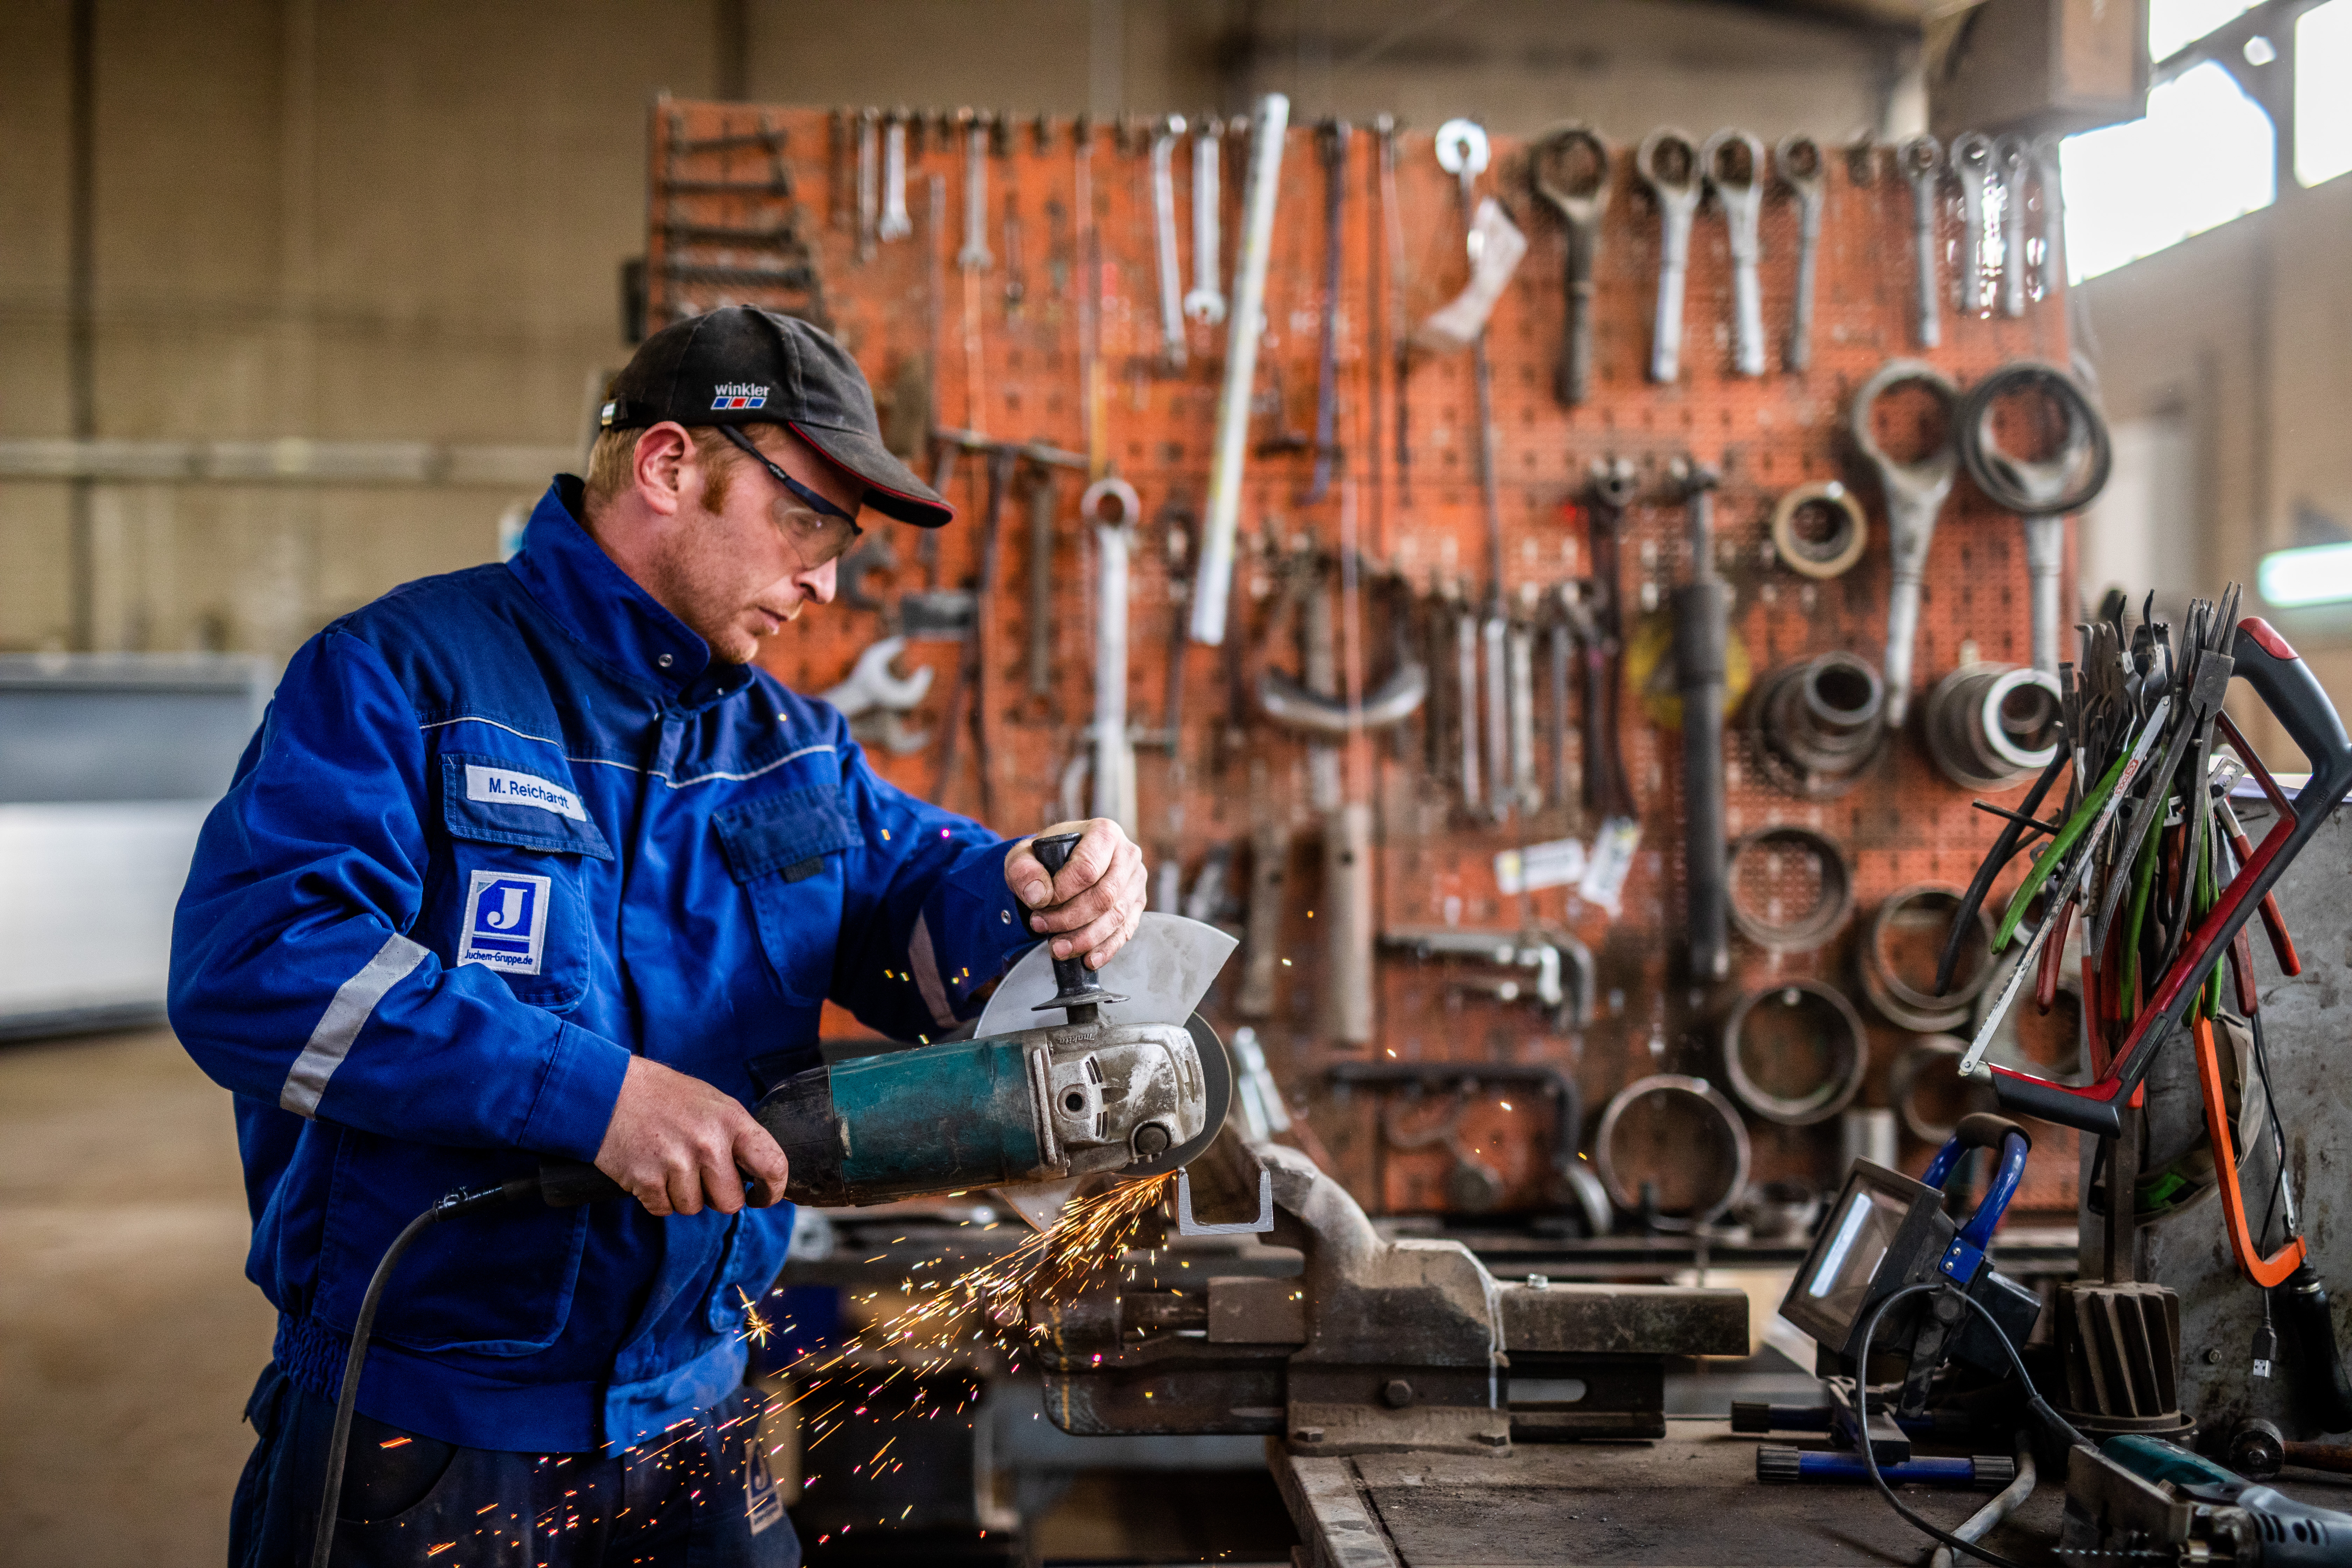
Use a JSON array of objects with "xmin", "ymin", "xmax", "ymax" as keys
[{"xmin": 642, "ymin": 98, "xmax": 2084, "ymax": 1224}]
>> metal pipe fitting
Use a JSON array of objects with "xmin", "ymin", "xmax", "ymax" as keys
[
  {"xmin": 1750, "ymin": 652, "xmax": 1887, "ymax": 798},
  {"xmin": 1863, "ymin": 884, "xmax": 1994, "ymax": 1032},
  {"xmin": 1721, "ymin": 980, "xmax": 1869, "ymax": 1126},
  {"xmin": 1726, "ymin": 824, "xmax": 1856, "ymax": 951},
  {"xmin": 1592, "ymin": 1074, "xmax": 1750, "ymax": 1231},
  {"xmin": 1923, "ymin": 663, "xmax": 2062, "ymax": 790}
]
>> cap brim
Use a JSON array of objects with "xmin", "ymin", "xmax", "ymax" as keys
[{"xmin": 787, "ymin": 419, "xmax": 952, "ymax": 528}]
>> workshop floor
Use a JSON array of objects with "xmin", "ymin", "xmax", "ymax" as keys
[{"xmin": 0, "ymin": 1027, "xmax": 275, "ymax": 1568}]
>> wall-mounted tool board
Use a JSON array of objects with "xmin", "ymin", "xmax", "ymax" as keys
[{"xmin": 644, "ymin": 98, "xmax": 2083, "ymax": 1224}]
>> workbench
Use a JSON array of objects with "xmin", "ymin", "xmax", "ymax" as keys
[{"xmin": 1269, "ymin": 1419, "xmax": 2352, "ymax": 1567}]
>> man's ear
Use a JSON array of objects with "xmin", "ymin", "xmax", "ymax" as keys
[{"xmin": 631, "ymin": 422, "xmax": 694, "ymax": 518}]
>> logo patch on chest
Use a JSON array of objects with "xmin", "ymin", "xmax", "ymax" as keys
[
  {"xmin": 464, "ymin": 764, "xmax": 586, "ymax": 820},
  {"xmin": 457, "ymin": 870, "xmax": 552, "ymax": 975}
]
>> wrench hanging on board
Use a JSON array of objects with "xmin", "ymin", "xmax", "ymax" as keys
[
  {"xmin": 1774, "ymin": 135, "xmax": 1825, "ymax": 373},
  {"xmin": 1850, "ymin": 358, "xmax": 1960, "ymax": 727},
  {"xmin": 958, "ymin": 110, "xmax": 993, "ymax": 271},
  {"xmin": 1900, "ymin": 135, "xmax": 1943, "ymax": 348},
  {"xmin": 1637, "ymin": 128, "xmax": 1701, "ymax": 383},
  {"xmin": 1701, "ymin": 129, "xmax": 1768, "ymax": 378},
  {"xmin": 1527, "ymin": 123, "xmax": 1610, "ymax": 406},
  {"xmin": 1149, "ymin": 115, "xmax": 1188, "ymax": 371},
  {"xmin": 1949, "ymin": 131, "xmax": 1992, "ymax": 315},
  {"xmin": 1184, "ymin": 117, "xmax": 1225, "ymax": 325},
  {"xmin": 878, "ymin": 107, "xmax": 912, "ymax": 241},
  {"xmin": 1995, "ymin": 135, "xmax": 2032, "ymax": 318}
]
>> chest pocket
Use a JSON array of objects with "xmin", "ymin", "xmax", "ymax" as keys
[
  {"xmin": 434, "ymin": 753, "xmax": 612, "ymax": 1010},
  {"xmin": 713, "ymin": 784, "xmax": 859, "ymax": 1008}
]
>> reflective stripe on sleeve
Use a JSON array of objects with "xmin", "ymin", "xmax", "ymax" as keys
[{"xmin": 279, "ymin": 933, "xmax": 431, "ymax": 1117}]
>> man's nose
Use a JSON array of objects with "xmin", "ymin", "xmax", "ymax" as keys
[{"xmin": 798, "ymin": 556, "xmax": 838, "ymax": 606}]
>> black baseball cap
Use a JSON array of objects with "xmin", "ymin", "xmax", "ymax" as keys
[{"xmin": 598, "ymin": 306, "xmax": 951, "ymax": 528}]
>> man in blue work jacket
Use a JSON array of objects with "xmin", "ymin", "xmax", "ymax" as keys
[{"xmin": 172, "ymin": 305, "xmax": 1147, "ymax": 1566}]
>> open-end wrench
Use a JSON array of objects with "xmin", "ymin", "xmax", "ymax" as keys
[
  {"xmin": 957, "ymin": 110, "xmax": 993, "ymax": 272},
  {"xmin": 1995, "ymin": 135, "xmax": 2031, "ymax": 317},
  {"xmin": 1849, "ymin": 358, "xmax": 1960, "ymax": 727},
  {"xmin": 1636, "ymin": 128, "xmax": 1701, "ymax": 383},
  {"xmin": 1702, "ymin": 129, "xmax": 1767, "ymax": 377},
  {"xmin": 878, "ymin": 108, "xmax": 912, "ymax": 241},
  {"xmin": 1948, "ymin": 131, "xmax": 1992, "ymax": 314},
  {"xmin": 1150, "ymin": 115, "xmax": 1188, "ymax": 371},
  {"xmin": 1185, "ymin": 117, "xmax": 1226, "ymax": 324},
  {"xmin": 1773, "ymin": 134, "xmax": 1825, "ymax": 373},
  {"xmin": 856, "ymin": 106, "xmax": 881, "ymax": 262},
  {"xmin": 1527, "ymin": 124, "xmax": 1610, "ymax": 406},
  {"xmin": 1900, "ymin": 136, "xmax": 1943, "ymax": 347},
  {"xmin": 1307, "ymin": 119, "xmax": 1349, "ymax": 502}
]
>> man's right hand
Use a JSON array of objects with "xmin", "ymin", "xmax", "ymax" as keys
[{"xmin": 594, "ymin": 1056, "xmax": 790, "ymax": 1217}]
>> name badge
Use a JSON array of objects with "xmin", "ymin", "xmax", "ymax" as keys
[{"xmin": 465, "ymin": 764, "xmax": 586, "ymax": 821}]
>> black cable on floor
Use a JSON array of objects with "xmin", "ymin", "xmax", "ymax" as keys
[{"xmin": 1847, "ymin": 1281, "xmax": 2089, "ymax": 1568}]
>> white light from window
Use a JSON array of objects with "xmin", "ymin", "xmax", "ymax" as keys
[
  {"xmin": 2150, "ymin": 0, "xmax": 2262, "ymax": 62},
  {"xmin": 2062, "ymin": 61, "xmax": 2276, "ymax": 282},
  {"xmin": 2298, "ymin": 0, "xmax": 2352, "ymax": 188},
  {"xmin": 2259, "ymin": 542, "xmax": 2352, "ymax": 608}
]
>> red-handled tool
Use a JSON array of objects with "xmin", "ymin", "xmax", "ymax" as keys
[{"xmin": 1990, "ymin": 619, "xmax": 2352, "ymax": 1138}]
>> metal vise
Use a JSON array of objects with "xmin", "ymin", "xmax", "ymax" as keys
[{"xmin": 1027, "ymin": 1142, "xmax": 1745, "ymax": 1456}]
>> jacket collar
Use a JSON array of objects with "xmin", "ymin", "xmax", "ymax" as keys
[{"xmin": 506, "ymin": 477, "xmax": 752, "ymax": 705}]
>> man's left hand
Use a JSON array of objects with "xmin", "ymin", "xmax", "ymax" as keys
[{"xmin": 1004, "ymin": 818, "xmax": 1148, "ymax": 971}]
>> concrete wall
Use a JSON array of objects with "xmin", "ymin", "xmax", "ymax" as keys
[
  {"xmin": 2076, "ymin": 167, "xmax": 2352, "ymax": 766},
  {"xmin": 0, "ymin": 0, "xmax": 1918, "ymax": 665}
]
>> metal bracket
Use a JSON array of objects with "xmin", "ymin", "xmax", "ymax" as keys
[{"xmin": 1175, "ymin": 1166, "xmax": 1274, "ymax": 1235}]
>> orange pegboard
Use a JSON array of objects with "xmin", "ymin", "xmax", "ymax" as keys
[{"xmin": 645, "ymin": 99, "xmax": 2080, "ymax": 1223}]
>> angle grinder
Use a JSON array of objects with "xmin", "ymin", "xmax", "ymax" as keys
[
  {"xmin": 535, "ymin": 836, "xmax": 1237, "ymax": 1208},
  {"xmin": 308, "ymin": 833, "xmax": 1236, "ymax": 1568}
]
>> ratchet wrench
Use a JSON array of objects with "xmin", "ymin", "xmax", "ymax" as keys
[
  {"xmin": 1900, "ymin": 135, "xmax": 1943, "ymax": 348},
  {"xmin": 1637, "ymin": 128, "xmax": 1701, "ymax": 383},
  {"xmin": 1184, "ymin": 117, "xmax": 1225, "ymax": 324},
  {"xmin": 1849, "ymin": 358, "xmax": 1960, "ymax": 728},
  {"xmin": 1150, "ymin": 115, "xmax": 1188, "ymax": 370},
  {"xmin": 1774, "ymin": 134, "xmax": 1825, "ymax": 373},
  {"xmin": 1702, "ymin": 129, "xmax": 1768, "ymax": 377},
  {"xmin": 1527, "ymin": 123, "xmax": 1611, "ymax": 405}
]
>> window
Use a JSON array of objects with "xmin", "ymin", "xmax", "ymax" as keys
[
  {"xmin": 2298, "ymin": 0, "xmax": 2352, "ymax": 187},
  {"xmin": 2062, "ymin": 61, "xmax": 2276, "ymax": 281},
  {"xmin": 2149, "ymin": 0, "xmax": 2265, "ymax": 61}
]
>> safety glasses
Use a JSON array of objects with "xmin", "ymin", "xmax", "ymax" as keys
[{"xmin": 716, "ymin": 424, "xmax": 863, "ymax": 539}]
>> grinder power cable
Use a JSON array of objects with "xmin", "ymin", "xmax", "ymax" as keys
[{"xmin": 304, "ymin": 833, "xmax": 1232, "ymax": 1568}]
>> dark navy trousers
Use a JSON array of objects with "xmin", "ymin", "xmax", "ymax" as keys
[{"xmin": 227, "ymin": 1364, "xmax": 799, "ymax": 1567}]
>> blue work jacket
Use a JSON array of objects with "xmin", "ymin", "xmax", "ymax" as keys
[{"xmin": 171, "ymin": 476, "xmax": 1030, "ymax": 1453}]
